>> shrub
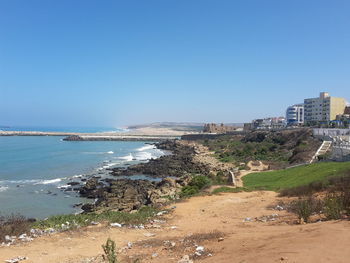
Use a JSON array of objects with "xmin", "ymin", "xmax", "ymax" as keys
[
  {"xmin": 180, "ymin": 185, "xmax": 199, "ymax": 197},
  {"xmin": 188, "ymin": 176, "xmax": 211, "ymax": 190},
  {"xmin": 341, "ymin": 188, "xmax": 350, "ymax": 216},
  {"xmin": 324, "ymin": 194, "xmax": 343, "ymax": 220},
  {"xmin": 102, "ymin": 238, "xmax": 117, "ymax": 263},
  {"xmin": 0, "ymin": 214, "xmax": 32, "ymax": 242},
  {"xmin": 180, "ymin": 175, "xmax": 212, "ymax": 197},
  {"xmin": 289, "ymin": 197, "xmax": 322, "ymax": 223}
]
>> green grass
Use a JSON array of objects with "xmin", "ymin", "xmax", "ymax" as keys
[
  {"xmin": 32, "ymin": 207, "xmax": 158, "ymax": 230},
  {"xmin": 242, "ymin": 162, "xmax": 350, "ymax": 191},
  {"xmin": 212, "ymin": 187, "xmax": 246, "ymax": 194}
]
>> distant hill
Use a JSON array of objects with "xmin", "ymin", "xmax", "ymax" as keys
[
  {"xmin": 127, "ymin": 122, "xmax": 205, "ymax": 132},
  {"xmin": 127, "ymin": 122, "xmax": 244, "ymax": 132}
]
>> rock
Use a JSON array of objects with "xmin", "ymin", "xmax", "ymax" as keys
[
  {"xmin": 243, "ymin": 217, "xmax": 252, "ymax": 222},
  {"xmin": 177, "ymin": 255, "xmax": 193, "ymax": 263},
  {"xmin": 18, "ymin": 234, "xmax": 33, "ymax": 242},
  {"xmin": 81, "ymin": 203, "xmax": 95, "ymax": 213},
  {"xmin": 44, "ymin": 228, "xmax": 56, "ymax": 234},
  {"xmin": 144, "ymin": 232, "xmax": 156, "ymax": 237},
  {"xmin": 151, "ymin": 253, "xmax": 158, "ymax": 258},
  {"xmin": 110, "ymin": 223, "xmax": 122, "ymax": 228},
  {"xmin": 218, "ymin": 237, "xmax": 224, "ymax": 242},
  {"xmin": 275, "ymin": 205, "xmax": 284, "ymax": 211},
  {"xmin": 4, "ymin": 256, "xmax": 27, "ymax": 263},
  {"xmin": 196, "ymin": 246, "xmax": 205, "ymax": 253},
  {"xmin": 157, "ymin": 211, "xmax": 168, "ymax": 216},
  {"xmin": 67, "ymin": 181, "xmax": 80, "ymax": 186}
]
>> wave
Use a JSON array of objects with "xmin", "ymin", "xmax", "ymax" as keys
[
  {"xmin": 82, "ymin": 151, "xmax": 115, "ymax": 155},
  {"xmin": 117, "ymin": 153, "xmax": 133, "ymax": 162},
  {"xmin": 34, "ymin": 178, "xmax": 63, "ymax": 185},
  {"xmin": 137, "ymin": 145, "xmax": 156, "ymax": 151},
  {"xmin": 134, "ymin": 152, "xmax": 154, "ymax": 161},
  {"xmin": 0, "ymin": 179, "xmax": 41, "ymax": 184},
  {"xmin": 0, "ymin": 186, "xmax": 9, "ymax": 192},
  {"xmin": 102, "ymin": 162, "xmax": 120, "ymax": 169}
]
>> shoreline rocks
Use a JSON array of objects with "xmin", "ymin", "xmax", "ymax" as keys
[{"xmin": 78, "ymin": 140, "xmax": 209, "ymax": 213}]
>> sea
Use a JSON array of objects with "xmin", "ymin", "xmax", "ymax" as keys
[{"xmin": 0, "ymin": 127, "xmax": 164, "ymax": 219}]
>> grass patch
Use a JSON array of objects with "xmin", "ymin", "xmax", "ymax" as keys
[
  {"xmin": 212, "ymin": 186, "xmax": 246, "ymax": 194},
  {"xmin": 242, "ymin": 162, "xmax": 350, "ymax": 192},
  {"xmin": 32, "ymin": 207, "xmax": 158, "ymax": 230}
]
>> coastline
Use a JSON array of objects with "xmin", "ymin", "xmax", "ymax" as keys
[
  {"xmin": 0, "ymin": 137, "xmax": 167, "ymax": 218},
  {"xmin": 76, "ymin": 140, "xmax": 210, "ymax": 213},
  {"xmin": 0, "ymin": 131, "xmax": 179, "ymax": 141}
]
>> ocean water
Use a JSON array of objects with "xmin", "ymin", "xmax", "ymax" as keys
[
  {"xmin": 0, "ymin": 126, "xmax": 128, "ymax": 133},
  {"xmin": 0, "ymin": 136, "xmax": 164, "ymax": 219}
]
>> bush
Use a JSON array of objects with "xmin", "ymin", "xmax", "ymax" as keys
[
  {"xmin": 180, "ymin": 185, "xmax": 199, "ymax": 197},
  {"xmin": 180, "ymin": 175, "xmax": 211, "ymax": 197},
  {"xmin": 0, "ymin": 214, "xmax": 32, "ymax": 242},
  {"xmin": 188, "ymin": 176, "xmax": 211, "ymax": 190},
  {"xmin": 324, "ymin": 194, "xmax": 343, "ymax": 220},
  {"xmin": 289, "ymin": 197, "xmax": 322, "ymax": 223},
  {"xmin": 341, "ymin": 188, "xmax": 350, "ymax": 216},
  {"xmin": 102, "ymin": 238, "xmax": 117, "ymax": 263}
]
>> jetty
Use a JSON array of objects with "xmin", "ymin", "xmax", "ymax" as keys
[{"xmin": 0, "ymin": 131, "xmax": 178, "ymax": 141}]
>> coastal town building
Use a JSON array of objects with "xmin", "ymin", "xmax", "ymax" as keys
[
  {"xmin": 304, "ymin": 92, "xmax": 346, "ymax": 124},
  {"xmin": 203, "ymin": 123, "xmax": 237, "ymax": 134},
  {"xmin": 244, "ymin": 117, "xmax": 286, "ymax": 130},
  {"xmin": 344, "ymin": 106, "xmax": 350, "ymax": 115},
  {"xmin": 286, "ymin": 104, "xmax": 304, "ymax": 125}
]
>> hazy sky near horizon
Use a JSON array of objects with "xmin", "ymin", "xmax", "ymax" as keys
[{"xmin": 1, "ymin": 0, "xmax": 350, "ymax": 127}]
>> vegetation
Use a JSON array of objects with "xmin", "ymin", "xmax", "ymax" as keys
[
  {"xmin": 201, "ymin": 129, "xmax": 319, "ymax": 166},
  {"xmin": 0, "ymin": 214, "xmax": 33, "ymax": 242},
  {"xmin": 180, "ymin": 175, "xmax": 211, "ymax": 197},
  {"xmin": 32, "ymin": 207, "xmax": 158, "ymax": 230},
  {"xmin": 242, "ymin": 162, "xmax": 350, "ymax": 192},
  {"xmin": 288, "ymin": 197, "xmax": 322, "ymax": 223},
  {"xmin": 212, "ymin": 186, "xmax": 245, "ymax": 194},
  {"xmin": 102, "ymin": 238, "xmax": 118, "ymax": 263},
  {"xmin": 324, "ymin": 193, "xmax": 343, "ymax": 220}
]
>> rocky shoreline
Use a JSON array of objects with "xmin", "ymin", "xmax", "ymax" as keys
[{"xmin": 76, "ymin": 140, "xmax": 210, "ymax": 213}]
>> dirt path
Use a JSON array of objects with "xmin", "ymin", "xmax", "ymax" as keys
[{"xmin": 1, "ymin": 191, "xmax": 350, "ymax": 263}]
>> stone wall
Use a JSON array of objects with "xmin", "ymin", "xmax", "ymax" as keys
[{"xmin": 203, "ymin": 123, "xmax": 237, "ymax": 134}]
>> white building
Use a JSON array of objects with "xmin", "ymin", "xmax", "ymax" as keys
[
  {"xmin": 304, "ymin": 92, "xmax": 346, "ymax": 124},
  {"xmin": 286, "ymin": 104, "xmax": 304, "ymax": 125}
]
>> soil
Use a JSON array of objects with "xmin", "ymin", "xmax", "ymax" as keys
[{"xmin": 1, "ymin": 191, "xmax": 349, "ymax": 263}]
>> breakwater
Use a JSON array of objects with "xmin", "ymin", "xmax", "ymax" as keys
[{"xmin": 0, "ymin": 131, "xmax": 178, "ymax": 141}]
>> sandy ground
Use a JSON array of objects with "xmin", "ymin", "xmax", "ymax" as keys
[
  {"xmin": 123, "ymin": 127, "xmax": 197, "ymax": 136},
  {"xmin": 1, "ymin": 191, "xmax": 350, "ymax": 263},
  {"xmin": 0, "ymin": 127, "xmax": 197, "ymax": 137}
]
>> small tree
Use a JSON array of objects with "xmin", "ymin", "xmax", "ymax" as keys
[{"xmin": 102, "ymin": 238, "xmax": 117, "ymax": 263}]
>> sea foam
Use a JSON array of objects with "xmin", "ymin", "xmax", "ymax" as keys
[
  {"xmin": 0, "ymin": 186, "xmax": 9, "ymax": 192},
  {"xmin": 118, "ymin": 153, "xmax": 133, "ymax": 162},
  {"xmin": 137, "ymin": 145, "xmax": 156, "ymax": 151}
]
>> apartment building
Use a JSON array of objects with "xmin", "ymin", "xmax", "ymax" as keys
[
  {"xmin": 286, "ymin": 104, "xmax": 304, "ymax": 125},
  {"xmin": 304, "ymin": 92, "xmax": 346, "ymax": 124}
]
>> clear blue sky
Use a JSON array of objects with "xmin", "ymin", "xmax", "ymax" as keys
[{"xmin": 1, "ymin": 0, "xmax": 349, "ymax": 127}]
